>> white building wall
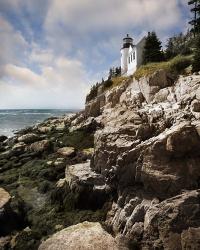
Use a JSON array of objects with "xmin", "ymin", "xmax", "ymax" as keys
[
  {"xmin": 136, "ymin": 37, "xmax": 146, "ymax": 68},
  {"xmin": 126, "ymin": 47, "xmax": 137, "ymax": 76}
]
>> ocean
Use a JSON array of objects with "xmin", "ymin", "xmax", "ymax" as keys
[{"xmin": 0, "ymin": 109, "xmax": 77, "ymax": 137}]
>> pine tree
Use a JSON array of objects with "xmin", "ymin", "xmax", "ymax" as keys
[
  {"xmin": 188, "ymin": 0, "xmax": 200, "ymax": 36},
  {"xmin": 143, "ymin": 32, "xmax": 164, "ymax": 64},
  {"xmin": 165, "ymin": 38, "xmax": 176, "ymax": 59},
  {"xmin": 192, "ymin": 35, "xmax": 200, "ymax": 72},
  {"xmin": 165, "ymin": 32, "xmax": 193, "ymax": 60}
]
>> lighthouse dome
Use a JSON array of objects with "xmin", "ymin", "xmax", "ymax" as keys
[{"xmin": 122, "ymin": 34, "xmax": 133, "ymax": 48}]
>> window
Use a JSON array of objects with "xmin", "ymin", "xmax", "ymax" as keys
[{"xmin": 133, "ymin": 52, "xmax": 135, "ymax": 60}]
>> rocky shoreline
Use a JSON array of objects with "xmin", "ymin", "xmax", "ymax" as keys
[{"xmin": 1, "ymin": 70, "xmax": 200, "ymax": 249}]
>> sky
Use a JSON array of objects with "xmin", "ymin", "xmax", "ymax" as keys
[{"xmin": 0, "ymin": 0, "xmax": 190, "ymax": 109}]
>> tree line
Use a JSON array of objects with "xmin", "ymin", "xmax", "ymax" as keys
[{"xmin": 143, "ymin": 0, "xmax": 200, "ymax": 72}]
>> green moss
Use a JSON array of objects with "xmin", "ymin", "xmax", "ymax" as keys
[
  {"xmin": 12, "ymin": 230, "xmax": 41, "ymax": 250},
  {"xmin": 134, "ymin": 55, "xmax": 192, "ymax": 80},
  {"xmin": 62, "ymin": 130, "xmax": 94, "ymax": 150}
]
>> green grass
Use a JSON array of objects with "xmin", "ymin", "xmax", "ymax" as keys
[
  {"xmin": 133, "ymin": 55, "xmax": 193, "ymax": 80},
  {"xmin": 103, "ymin": 75, "xmax": 132, "ymax": 91}
]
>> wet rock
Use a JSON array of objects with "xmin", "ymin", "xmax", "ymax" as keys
[
  {"xmin": 54, "ymin": 158, "xmax": 66, "ymax": 169},
  {"xmin": 39, "ymin": 222, "xmax": 119, "ymax": 250},
  {"xmin": 12, "ymin": 142, "xmax": 26, "ymax": 156},
  {"xmin": 0, "ymin": 188, "xmax": 11, "ymax": 210},
  {"xmin": 0, "ymin": 136, "xmax": 7, "ymax": 143},
  {"xmin": 18, "ymin": 133, "xmax": 40, "ymax": 144},
  {"xmin": 57, "ymin": 147, "xmax": 75, "ymax": 157},
  {"xmin": 27, "ymin": 140, "xmax": 52, "ymax": 154},
  {"xmin": 37, "ymin": 126, "xmax": 53, "ymax": 134}
]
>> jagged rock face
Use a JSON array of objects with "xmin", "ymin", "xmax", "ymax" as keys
[
  {"xmin": 1, "ymin": 70, "xmax": 200, "ymax": 249},
  {"xmin": 38, "ymin": 222, "xmax": 119, "ymax": 250},
  {"xmin": 87, "ymin": 72, "xmax": 200, "ymax": 248},
  {"xmin": 136, "ymin": 122, "xmax": 200, "ymax": 199},
  {"xmin": 143, "ymin": 190, "xmax": 200, "ymax": 249}
]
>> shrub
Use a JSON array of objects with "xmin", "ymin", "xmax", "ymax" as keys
[
  {"xmin": 134, "ymin": 55, "xmax": 192, "ymax": 80},
  {"xmin": 169, "ymin": 55, "xmax": 192, "ymax": 73},
  {"xmin": 38, "ymin": 180, "xmax": 52, "ymax": 193},
  {"xmin": 103, "ymin": 78, "xmax": 113, "ymax": 89},
  {"xmin": 86, "ymin": 83, "xmax": 100, "ymax": 103}
]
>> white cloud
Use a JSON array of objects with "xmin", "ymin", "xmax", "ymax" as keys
[
  {"xmin": 0, "ymin": 55, "xmax": 90, "ymax": 109},
  {"xmin": 45, "ymin": 0, "xmax": 185, "ymax": 33},
  {"xmin": 0, "ymin": 16, "xmax": 28, "ymax": 66}
]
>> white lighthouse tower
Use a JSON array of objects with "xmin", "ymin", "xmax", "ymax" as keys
[
  {"xmin": 120, "ymin": 34, "xmax": 134, "ymax": 75},
  {"xmin": 120, "ymin": 34, "xmax": 146, "ymax": 76}
]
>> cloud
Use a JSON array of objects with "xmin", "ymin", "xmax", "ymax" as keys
[
  {"xmin": 0, "ymin": 16, "xmax": 28, "ymax": 66},
  {"xmin": 0, "ymin": 54, "xmax": 90, "ymax": 109},
  {"xmin": 45, "ymin": 0, "xmax": 186, "ymax": 34}
]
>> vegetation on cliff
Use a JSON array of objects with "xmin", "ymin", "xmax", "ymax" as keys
[{"xmin": 134, "ymin": 55, "xmax": 192, "ymax": 80}]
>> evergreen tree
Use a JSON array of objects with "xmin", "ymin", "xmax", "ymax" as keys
[
  {"xmin": 115, "ymin": 67, "xmax": 121, "ymax": 76},
  {"xmin": 109, "ymin": 68, "xmax": 113, "ymax": 78},
  {"xmin": 188, "ymin": 0, "xmax": 200, "ymax": 36},
  {"xmin": 165, "ymin": 32, "xmax": 193, "ymax": 60},
  {"xmin": 143, "ymin": 32, "xmax": 164, "ymax": 64},
  {"xmin": 165, "ymin": 38, "xmax": 176, "ymax": 59},
  {"xmin": 192, "ymin": 35, "xmax": 200, "ymax": 72}
]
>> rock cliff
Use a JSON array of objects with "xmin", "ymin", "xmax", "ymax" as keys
[
  {"xmin": 81, "ymin": 71, "xmax": 200, "ymax": 249},
  {"xmin": 1, "ymin": 70, "xmax": 200, "ymax": 249}
]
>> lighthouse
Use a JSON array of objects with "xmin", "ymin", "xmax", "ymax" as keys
[
  {"xmin": 120, "ymin": 34, "xmax": 134, "ymax": 75},
  {"xmin": 120, "ymin": 34, "xmax": 146, "ymax": 76}
]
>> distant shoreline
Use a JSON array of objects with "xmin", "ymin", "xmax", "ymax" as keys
[{"xmin": 0, "ymin": 109, "xmax": 79, "ymax": 137}]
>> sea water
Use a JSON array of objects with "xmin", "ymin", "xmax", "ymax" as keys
[{"xmin": 0, "ymin": 109, "xmax": 77, "ymax": 137}]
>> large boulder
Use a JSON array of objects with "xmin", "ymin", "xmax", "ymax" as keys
[
  {"xmin": 39, "ymin": 222, "xmax": 119, "ymax": 250},
  {"xmin": 27, "ymin": 140, "xmax": 52, "ymax": 154},
  {"xmin": 64, "ymin": 161, "xmax": 107, "ymax": 210},
  {"xmin": 65, "ymin": 161, "xmax": 104, "ymax": 188},
  {"xmin": 131, "ymin": 69, "xmax": 174, "ymax": 103},
  {"xmin": 18, "ymin": 133, "xmax": 40, "ymax": 144},
  {"xmin": 57, "ymin": 147, "xmax": 75, "ymax": 157},
  {"xmin": 140, "ymin": 123, "xmax": 200, "ymax": 198},
  {"xmin": 143, "ymin": 190, "xmax": 200, "ymax": 249}
]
